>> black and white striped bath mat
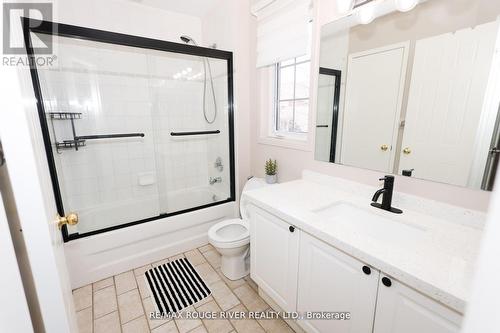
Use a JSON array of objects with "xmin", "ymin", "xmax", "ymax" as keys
[{"xmin": 144, "ymin": 257, "xmax": 211, "ymax": 315}]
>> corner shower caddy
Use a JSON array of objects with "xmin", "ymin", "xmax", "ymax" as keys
[{"xmin": 49, "ymin": 111, "xmax": 144, "ymax": 152}]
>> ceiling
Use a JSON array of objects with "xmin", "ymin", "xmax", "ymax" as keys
[{"xmin": 128, "ymin": 0, "xmax": 220, "ymax": 18}]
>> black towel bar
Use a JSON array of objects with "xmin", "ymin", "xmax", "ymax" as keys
[
  {"xmin": 75, "ymin": 133, "xmax": 145, "ymax": 140},
  {"xmin": 170, "ymin": 130, "xmax": 220, "ymax": 136}
]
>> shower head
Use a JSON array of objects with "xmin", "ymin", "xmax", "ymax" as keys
[{"xmin": 180, "ymin": 35, "xmax": 198, "ymax": 45}]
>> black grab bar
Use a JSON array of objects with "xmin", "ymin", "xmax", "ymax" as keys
[
  {"xmin": 170, "ymin": 130, "xmax": 220, "ymax": 136},
  {"xmin": 75, "ymin": 133, "xmax": 145, "ymax": 140}
]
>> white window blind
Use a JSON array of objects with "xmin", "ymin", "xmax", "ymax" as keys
[{"xmin": 253, "ymin": 0, "xmax": 312, "ymax": 68}]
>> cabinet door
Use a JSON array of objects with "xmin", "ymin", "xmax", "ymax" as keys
[
  {"xmin": 249, "ymin": 206, "xmax": 299, "ymax": 312},
  {"xmin": 297, "ymin": 232, "xmax": 379, "ymax": 333},
  {"xmin": 373, "ymin": 275, "xmax": 462, "ymax": 333}
]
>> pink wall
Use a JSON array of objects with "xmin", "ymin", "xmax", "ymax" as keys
[{"xmin": 249, "ymin": 0, "xmax": 492, "ymax": 212}]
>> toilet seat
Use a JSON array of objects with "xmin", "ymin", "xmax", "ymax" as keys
[{"xmin": 208, "ymin": 219, "xmax": 250, "ymax": 249}]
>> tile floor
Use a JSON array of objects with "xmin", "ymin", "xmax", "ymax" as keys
[{"xmin": 73, "ymin": 244, "xmax": 295, "ymax": 333}]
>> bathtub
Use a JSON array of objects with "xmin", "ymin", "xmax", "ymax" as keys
[
  {"xmin": 64, "ymin": 186, "xmax": 236, "ymax": 288},
  {"xmin": 74, "ymin": 186, "xmax": 228, "ymax": 234},
  {"xmin": 165, "ymin": 186, "xmax": 227, "ymax": 213}
]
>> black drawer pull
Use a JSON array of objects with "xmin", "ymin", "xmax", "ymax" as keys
[
  {"xmin": 362, "ymin": 266, "xmax": 371, "ymax": 275},
  {"xmin": 289, "ymin": 226, "xmax": 295, "ymax": 232},
  {"xmin": 382, "ymin": 277, "xmax": 392, "ymax": 287}
]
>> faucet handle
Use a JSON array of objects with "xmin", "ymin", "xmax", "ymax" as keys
[{"xmin": 379, "ymin": 175, "xmax": 395, "ymax": 183}]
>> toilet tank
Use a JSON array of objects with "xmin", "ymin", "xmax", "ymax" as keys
[{"xmin": 240, "ymin": 177, "xmax": 269, "ymax": 219}]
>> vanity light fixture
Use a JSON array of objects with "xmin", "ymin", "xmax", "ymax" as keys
[
  {"xmin": 336, "ymin": 0, "xmax": 354, "ymax": 14},
  {"xmin": 357, "ymin": 3, "xmax": 376, "ymax": 24},
  {"xmin": 395, "ymin": 0, "xmax": 419, "ymax": 12}
]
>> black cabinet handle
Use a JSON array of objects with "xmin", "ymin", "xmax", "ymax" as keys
[
  {"xmin": 382, "ymin": 277, "xmax": 392, "ymax": 287},
  {"xmin": 362, "ymin": 266, "xmax": 371, "ymax": 275},
  {"xmin": 289, "ymin": 226, "xmax": 295, "ymax": 233}
]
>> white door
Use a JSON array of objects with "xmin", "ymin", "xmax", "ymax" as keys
[
  {"xmin": 0, "ymin": 59, "xmax": 77, "ymax": 330},
  {"xmin": 249, "ymin": 206, "xmax": 299, "ymax": 312},
  {"xmin": 373, "ymin": 275, "xmax": 461, "ymax": 333},
  {"xmin": 297, "ymin": 232, "xmax": 379, "ymax": 333},
  {"xmin": 341, "ymin": 42, "xmax": 409, "ymax": 172},
  {"xmin": 398, "ymin": 21, "xmax": 499, "ymax": 186}
]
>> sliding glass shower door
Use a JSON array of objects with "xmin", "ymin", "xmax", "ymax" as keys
[{"xmin": 26, "ymin": 21, "xmax": 234, "ymax": 240}]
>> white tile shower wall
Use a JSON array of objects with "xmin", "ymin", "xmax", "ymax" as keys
[
  {"xmin": 39, "ymin": 66, "xmax": 161, "ymax": 233},
  {"xmin": 38, "ymin": 40, "xmax": 233, "ymax": 232},
  {"xmin": 148, "ymin": 53, "xmax": 232, "ymax": 212}
]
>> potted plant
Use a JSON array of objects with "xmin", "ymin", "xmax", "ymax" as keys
[{"xmin": 265, "ymin": 159, "xmax": 278, "ymax": 184}]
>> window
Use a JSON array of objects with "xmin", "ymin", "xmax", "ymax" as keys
[{"xmin": 274, "ymin": 55, "xmax": 310, "ymax": 136}]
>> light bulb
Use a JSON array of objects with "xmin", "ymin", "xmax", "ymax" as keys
[
  {"xmin": 395, "ymin": 0, "xmax": 419, "ymax": 12},
  {"xmin": 357, "ymin": 4, "xmax": 376, "ymax": 24},
  {"xmin": 337, "ymin": 0, "xmax": 354, "ymax": 14}
]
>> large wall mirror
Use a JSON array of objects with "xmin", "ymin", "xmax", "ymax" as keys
[{"xmin": 314, "ymin": 0, "xmax": 500, "ymax": 191}]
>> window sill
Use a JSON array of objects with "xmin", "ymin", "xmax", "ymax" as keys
[{"xmin": 258, "ymin": 135, "xmax": 313, "ymax": 151}]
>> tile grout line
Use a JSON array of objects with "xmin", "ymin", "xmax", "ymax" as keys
[
  {"xmin": 229, "ymin": 285, "xmax": 269, "ymax": 333},
  {"xmin": 116, "ymin": 288, "xmax": 144, "ymax": 326},
  {"xmin": 184, "ymin": 248, "xmax": 213, "ymax": 333},
  {"xmin": 194, "ymin": 246, "xmax": 238, "ymax": 333},
  {"xmin": 135, "ymin": 282, "xmax": 150, "ymax": 331},
  {"xmin": 91, "ymin": 286, "xmax": 94, "ymax": 333},
  {"xmin": 112, "ymin": 276, "xmax": 124, "ymax": 333}
]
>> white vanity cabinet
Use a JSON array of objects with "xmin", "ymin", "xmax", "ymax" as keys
[
  {"xmin": 249, "ymin": 205, "xmax": 300, "ymax": 312},
  {"xmin": 373, "ymin": 275, "xmax": 462, "ymax": 333},
  {"xmin": 297, "ymin": 232, "xmax": 380, "ymax": 333},
  {"xmin": 248, "ymin": 204, "xmax": 464, "ymax": 333}
]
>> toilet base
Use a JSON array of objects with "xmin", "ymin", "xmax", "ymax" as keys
[{"xmin": 218, "ymin": 245, "xmax": 250, "ymax": 280}]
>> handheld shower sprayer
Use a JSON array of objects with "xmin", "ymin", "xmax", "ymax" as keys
[{"xmin": 179, "ymin": 35, "xmax": 217, "ymax": 124}]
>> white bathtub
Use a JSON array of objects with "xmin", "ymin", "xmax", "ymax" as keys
[
  {"xmin": 74, "ymin": 186, "xmax": 228, "ymax": 234},
  {"xmin": 64, "ymin": 186, "xmax": 236, "ymax": 288},
  {"xmin": 165, "ymin": 186, "xmax": 227, "ymax": 213}
]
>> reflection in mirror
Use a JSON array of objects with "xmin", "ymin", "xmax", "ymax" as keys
[
  {"xmin": 315, "ymin": 68, "xmax": 341, "ymax": 162},
  {"xmin": 315, "ymin": 0, "xmax": 500, "ymax": 191}
]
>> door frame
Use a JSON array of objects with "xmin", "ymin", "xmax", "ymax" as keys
[
  {"xmin": 22, "ymin": 18, "xmax": 236, "ymax": 242},
  {"xmin": 342, "ymin": 41, "xmax": 410, "ymax": 172},
  {"xmin": 318, "ymin": 67, "xmax": 342, "ymax": 163}
]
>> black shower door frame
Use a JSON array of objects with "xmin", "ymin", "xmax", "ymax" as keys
[{"xmin": 22, "ymin": 18, "xmax": 236, "ymax": 242}]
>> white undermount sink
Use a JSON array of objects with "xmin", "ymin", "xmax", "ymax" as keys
[{"xmin": 312, "ymin": 201, "xmax": 427, "ymax": 244}]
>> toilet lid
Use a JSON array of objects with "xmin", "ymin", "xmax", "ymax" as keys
[{"xmin": 208, "ymin": 219, "xmax": 249, "ymax": 244}]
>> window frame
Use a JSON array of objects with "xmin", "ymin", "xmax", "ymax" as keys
[{"xmin": 273, "ymin": 57, "xmax": 311, "ymax": 138}]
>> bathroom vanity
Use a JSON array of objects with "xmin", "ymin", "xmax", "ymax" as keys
[{"xmin": 242, "ymin": 171, "xmax": 484, "ymax": 333}]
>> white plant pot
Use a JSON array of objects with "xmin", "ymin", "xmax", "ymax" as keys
[{"xmin": 265, "ymin": 174, "xmax": 277, "ymax": 184}]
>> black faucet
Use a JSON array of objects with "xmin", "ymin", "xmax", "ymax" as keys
[{"xmin": 370, "ymin": 175, "xmax": 403, "ymax": 214}]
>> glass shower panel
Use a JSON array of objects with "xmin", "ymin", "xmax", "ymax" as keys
[
  {"xmin": 31, "ymin": 29, "xmax": 234, "ymax": 238},
  {"xmin": 36, "ymin": 35, "xmax": 159, "ymax": 235},
  {"xmin": 147, "ymin": 50, "xmax": 231, "ymax": 214}
]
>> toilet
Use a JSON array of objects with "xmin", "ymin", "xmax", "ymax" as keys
[{"xmin": 208, "ymin": 177, "xmax": 269, "ymax": 280}]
